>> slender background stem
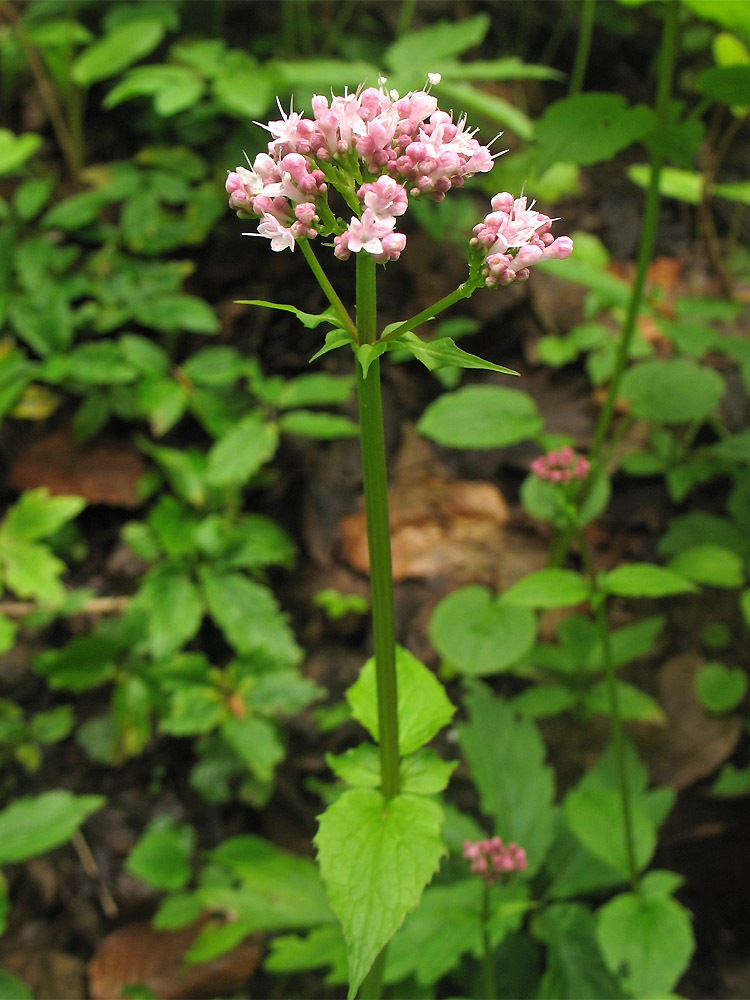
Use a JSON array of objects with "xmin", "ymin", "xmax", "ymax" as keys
[{"xmin": 569, "ymin": 0, "xmax": 597, "ymax": 96}]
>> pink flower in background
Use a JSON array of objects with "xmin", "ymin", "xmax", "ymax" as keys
[
  {"xmin": 463, "ymin": 837, "xmax": 528, "ymax": 884},
  {"xmin": 472, "ymin": 193, "xmax": 573, "ymax": 286},
  {"xmin": 531, "ymin": 445, "xmax": 590, "ymax": 483}
]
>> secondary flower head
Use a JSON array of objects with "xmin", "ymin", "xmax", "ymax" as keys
[
  {"xmin": 227, "ymin": 74, "xmax": 495, "ymax": 259},
  {"xmin": 531, "ymin": 445, "xmax": 590, "ymax": 483},
  {"xmin": 463, "ymin": 837, "xmax": 528, "ymax": 884},
  {"xmin": 471, "ymin": 193, "xmax": 573, "ymax": 287}
]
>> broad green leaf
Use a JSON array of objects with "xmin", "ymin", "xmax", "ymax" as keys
[
  {"xmin": 1, "ymin": 488, "xmax": 84, "ymax": 542},
  {"xmin": 200, "ymin": 568, "xmax": 303, "ymax": 668},
  {"xmin": 668, "ymin": 544, "xmax": 745, "ymax": 588},
  {"xmin": 511, "ymin": 683, "xmax": 578, "ymax": 718},
  {"xmin": 712, "ymin": 762, "xmax": 750, "ymax": 797},
  {"xmin": 43, "ymin": 341, "xmax": 136, "ymax": 386},
  {"xmin": 697, "ymin": 65, "xmax": 750, "ymax": 107},
  {"xmin": 0, "ymin": 791, "xmax": 104, "ymax": 863},
  {"xmin": 132, "ymin": 293, "xmax": 219, "ymax": 335},
  {"xmin": 658, "ymin": 512, "xmax": 744, "ymax": 556},
  {"xmin": 71, "ymin": 19, "xmax": 166, "ymax": 84},
  {"xmin": 221, "ymin": 714, "xmax": 284, "ymax": 782},
  {"xmin": 195, "ymin": 834, "xmax": 334, "ymax": 941},
  {"xmin": 206, "ymin": 412, "xmax": 279, "ymax": 486},
  {"xmin": 237, "ymin": 300, "xmax": 340, "ymax": 329},
  {"xmin": 132, "ymin": 565, "xmax": 204, "ymax": 659},
  {"xmin": 0, "ymin": 616, "xmax": 16, "ymax": 656},
  {"xmin": 278, "ymin": 410, "xmax": 358, "ymax": 439},
  {"xmin": 597, "ymin": 889, "xmax": 694, "ymax": 997},
  {"xmin": 0, "ymin": 967, "xmax": 33, "ymax": 1000},
  {"xmin": 695, "ymin": 661, "xmax": 748, "ymax": 713},
  {"xmin": 212, "ymin": 53, "xmax": 274, "ymax": 119},
  {"xmin": 274, "ymin": 372, "xmax": 355, "ymax": 408},
  {"xmin": 440, "ymin": 57, "xmax": 564, "ymax": 82},
  {"xmin": 327, "ymin": 745, "xmax": 454, "ymax": 795},
  {"xmin": 266, "ymin": 925, "xmax": 348, "ymax": 983},
  {"xmin": 33, "ymin": 633, "xmax": 119, "ymax": 691},
  {"xmin": 429, "ymin": 585, "xmax": 537, "ymax": 675},
  {"xmin": 12, "ymin": 178, "xmax": 53, "ymax": 221},
  {"xmin": 535, "ymin": 94, "xmax": 654, "ymax": 173},
  {"xmin": 397, "ymin": 332, "xmax": 518, "ymax": 376},
  {"xmin": 126, "ymin": 817, "xmax": 195, "ymax": 890},
  {"xmin": 386, "ymin": 878, "xmax": 529, "ymax": 986},
  {"xmin": 104, "ymin": 65, "xmax": 205, "ymax": 115},
  {"xmin": 503, "ymin": 569, "xmax": 590, "ymax": 608},
  {"xmin": 1, "ymin": 539, "xmax": 67, "ymax": 604},
  {"xmin": 620, "ymin": 357, "xmax": 725, "ymax": 423},
  {"xmin": 417, "ymin": 385, "xmax": 543, "ymax": 449},
  {"xmin": 181, "ymin": 346, "xmax": 245, "ymax": 386},
  {"xmin": 585, "ymin": 679, "xmax": 666, "ymax": 723},
  {"xmin": 564, "ymin": 785, "xmax": 655, "ymax": 877},
  {"xmin": 682, "ymin": 0, "xmax": 750, "ymax": 32},
  {"xmin": 438, "ymin": 79, "xmax": 534, "ymax": 139},
  {"xmin": 384, "ymin": 14, "xmax": 490, "ymax": 75},
  {"xmin": 545, "ymin": 817, "xmax": 626, "ymax": 901},
  {"xmin": 153, "ymin": 891, "xmax": 204, "ymax": 931},
  {"xmin": 315, "ymin": 788, "xmax": 445, "ymax": 998},
  {"xmin": 0, "ymin": 130, "xmax": 42, "ymax": 175},
  {"xmin": 534, "ymin": 903, "xmax": 625, "ymax": 1000},
  {"xmin": 459, "ymin": 682, "xmax": 555, "ymax": 874},
  {"xmin": 161, "ymin": 685, "xmax": 225, "ymax": 736},
  {"xmin": 346, "ymin": 645, "xmax": 455, "ymax": 756},
  {"xmin": 710, "ymin": 428, "xmax": 750, "ymax": 463},
  {"xmin": 602, "ymin": 562, "xmax": 697, "ymax": 597}
]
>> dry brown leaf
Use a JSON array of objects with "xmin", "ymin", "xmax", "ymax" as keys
[
  {"xmin": 2, "ymin": 948, "xmax": 86, "ymax": 1000},
  {"xmin": 341, "ymin": 476, "xmax": 510, "ymax": 582},
  {"xmin": 633, "ymin": 651, "xmax": 742, "ymax": 789},
  {"xmin": 87, "ymin": 919, "xmax": 263, "ymax": 1000},
  {"xmin": 10, "ymin": 427, "xmax": 145, "ymax": 508}
]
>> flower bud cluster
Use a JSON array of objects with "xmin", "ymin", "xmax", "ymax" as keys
[
  {"xmin": 463, "ymin": 837, "xmax": 528, "ymax": 884},
  {"xmin": 227, "ymin": 75, "xmax": 495, "ymax": 260},
  {"xmin": 531, "ymin": 445, "xmax": 590, "ymax": 483},
  {"xmin": 471, "ymin": 193, "xmax": 574, "ymax": 286}
]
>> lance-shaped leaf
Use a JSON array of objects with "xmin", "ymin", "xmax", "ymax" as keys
[
  {"xmin": 397, "ymin": 332, "xmax": 519, "ymax": 376},
  {"xmin": 315, "ymin": 788, "xmax": 445, "ymax": 998},
  {"xmin": 237, "ymin": 300, "xmax": 341, "ymax": 329}
]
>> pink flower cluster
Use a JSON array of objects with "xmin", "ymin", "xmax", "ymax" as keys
[
  {"xmin": 227, "ymin": 75, "xmax": 495, "ymax": 261},
  {"xmin": 463, "ymin": 837, "xmax": 528, "ymax": 884},
  {"xmin": 531, "ymin": 445, "xmax": 590, "ymax": 483},
  {"xmin": 471, "ymin": 193, "xmax": 573, "ymax": 286}
]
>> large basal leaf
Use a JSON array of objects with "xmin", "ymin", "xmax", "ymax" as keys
[
  {"xmin": 620, "ymin": 357, "xmax": 725, "ymax": 423},
  {"xmin": 346, "ymin": 645, "xmax": 455, "ymax": 756},
  {"xmin": 429, "ymin": 585, "xmax": 537, "ymax": 675},
  {"xmin": 0, "ymin": 791, "xmax": 104, "ymax": 864},
  {"xmin": 417, "ymin": 385, "xmax": 543, "ymax": 449},
  {"xmin": 315, "ymin": 788, "xmax": 445, "ymax": 998},
  {"xmin": 597, "ymin": 873, "xmax": 694, "ymax": 998},
  {"xmin": 458, "ymin": 681, "xmax": 556, "ymax": 874}
]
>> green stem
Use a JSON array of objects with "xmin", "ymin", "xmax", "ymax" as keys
[
  {"xmin": 589, "ymin": 0, "xmax": 679, "ymax": 462},
  {"xmin": 569, "ymin": 0, "xmax": 597, "ymax": 96},
  {"xmin": 355, "ymin": 253, "xmax": 400, "ymax": 801},
  {"xmin": 379, "ymin": 281, "xmax": 475, "ymax": 343},
  {"xmin": 481, "ymin": 882, "xmax": 495, "ymax": 999},
  {"xmin": 576, "ymin": 530, "xmax": 639, "ymax": 889},
  {"xmin": 298, "ymin": 239, "xmax": 358, "ymax": 341}
]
